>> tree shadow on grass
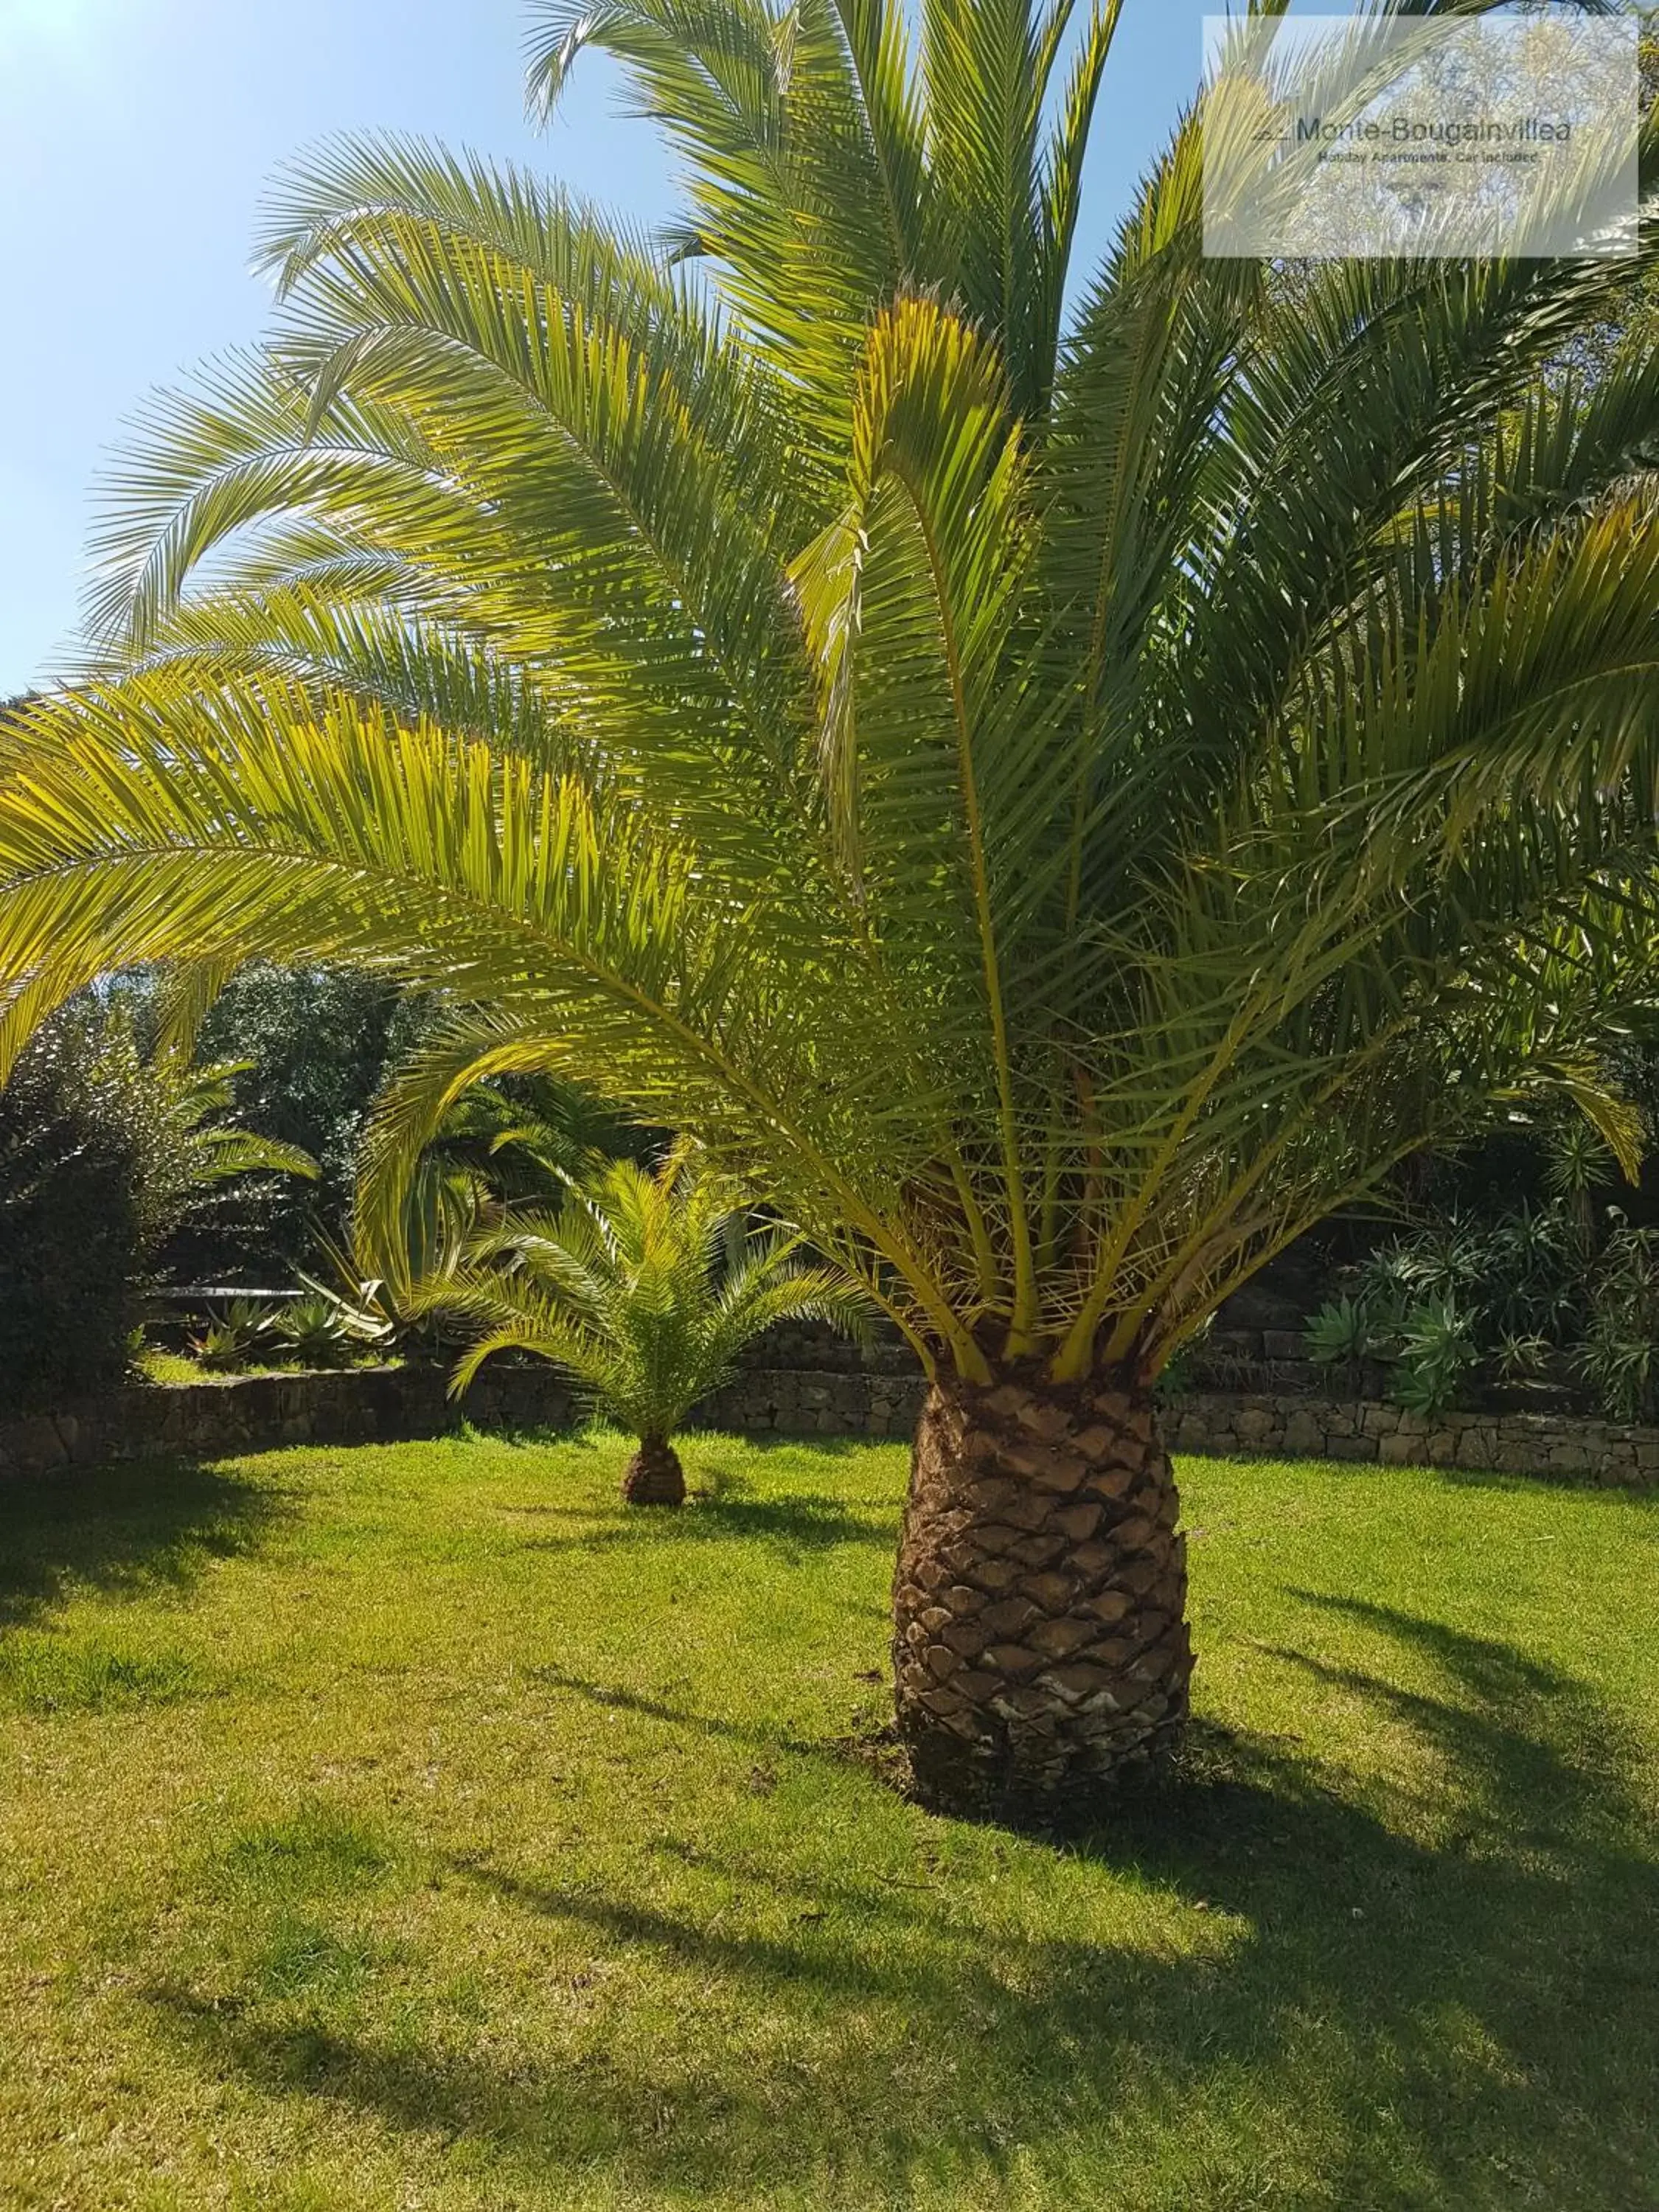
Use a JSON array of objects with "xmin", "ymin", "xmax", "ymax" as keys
[
  {"xmin": 142, "ymin": 1596, "xmax": 1659, "ymax": 2208},
  {"xmin": 0, "ymin": 1456, "xmax": 284, "ymax": 1630},
  {"xmin": 518, "ymin": 1663, "xmax": 773, "ymax": 1748},
  {"xmin": 684, "ymin": 1430, "xmax": 896, "ymax": 1461},
  {"xmin": 1427, "ymin": 1464, "xmax": 1659, "ymax": 1507},
  {"xmin": 512, "ymin": 1488, "xmax": 894, "ymax": 1560}
]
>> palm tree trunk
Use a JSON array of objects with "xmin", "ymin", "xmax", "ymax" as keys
[
  {"xmin": 622, "ymin": 1434, "xmax": 686, "ymax": 1506},
  {"xmin": 891, "ymin": 1371, "xmax": 1192, "ymax": 1819}
]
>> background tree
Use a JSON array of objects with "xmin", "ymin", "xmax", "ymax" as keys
[
  {"xmin": 2, "ymin": 2, "xmax": 1659, "ymax": 1814},
  {"xmin": 139, "ymin": 964, "xmax": 644, "ymax": 1287},
  {"xmin": 176, "ymin": 964, "xmax": 425, "ymax": 1280},
  {"xmin": 0, "ymin": 998, "xmax": 315, "ymax": 1411}
]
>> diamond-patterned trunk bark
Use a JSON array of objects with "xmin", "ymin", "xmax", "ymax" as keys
[
  {"xmin": 891, "ymin": 1371, "xmax": 1192, "ymax": 1818},
  {"xmin": 621, "ymin": 1435, "xmax": 686, "ymax": 1506}
]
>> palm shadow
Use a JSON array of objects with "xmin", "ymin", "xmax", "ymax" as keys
[
  {"xmin": 0, "ymin": 1455, "xmax": 283, "ymax": 1629},
  {"xmin": 1433, "ymin": 1465, "xmax": 1659, "ymax": 1507},
  {"xmin": 518, "ymin": 1663, "xmax": 782, "ymax": 1750},
  {"xmin": 144, "ymin": 1594, "xmax": 1659, "ymax": 2205},
  {"xmin": 515, "ymin": 1487, "xmax": 892, "ymax": 1559}
]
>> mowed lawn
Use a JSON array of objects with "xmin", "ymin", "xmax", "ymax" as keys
[{"xmin": 1, "ymin": 1432, "xmax": 1656, "ymax": 2212}]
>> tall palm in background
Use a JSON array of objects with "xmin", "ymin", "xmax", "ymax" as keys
[{"xmin": 2, "ymin": 1, "xmax": 1659, "ymax": 1813}]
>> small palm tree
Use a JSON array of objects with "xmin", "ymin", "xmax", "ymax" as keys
[{"xmin": 425, "ymin": 1145, "xmax": 869, "ymax": 1505}]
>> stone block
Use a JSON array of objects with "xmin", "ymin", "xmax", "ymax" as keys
[
  {"xmin": 1262, "ymin": 1330, "xmax": 1307, "ymax": 1362},
  {"xmin": 1220, "ymin": 1281, "xmax": 1307, "ymax": 1330},
  {"xmin": 1265, "ymin": 1360, "xmax": 1323, "ymax": 1395},
  {"xmin": 4, "ymin": 1418, "xmax": 69, "ymax": 1473}
]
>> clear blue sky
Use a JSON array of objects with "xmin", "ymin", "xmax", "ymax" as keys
[{"xmin": 0, "ymin": 0, "xmax": 1223, "ymax": 695}]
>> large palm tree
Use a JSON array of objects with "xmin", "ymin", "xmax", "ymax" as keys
[{"xmin": 2, "ymin": 1, "xmax": 1659, "ymax": 1815}]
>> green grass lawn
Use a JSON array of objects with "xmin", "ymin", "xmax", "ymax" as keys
[{"xmin": 1, "ymin": 1431, "xmax": 1655, "ymax": 2212}]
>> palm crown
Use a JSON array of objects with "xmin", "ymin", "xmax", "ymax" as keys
[{"xmin": 4, "ymin": 0, "xmax": 1659, "ymax": 1808}]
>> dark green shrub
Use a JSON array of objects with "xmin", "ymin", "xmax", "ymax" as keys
[
  {"xmin": 1304, "ymin": 1185, "xmax": 1659, "ymax": 1423},
  {"xmin": 1576, "ymin": 1219, "xmax": 1659, "ymax": 1422},
  {"xmin": 0, "ymin": 998, "xmax": 314, "ymax": 1413},
  {"xmin": 0, "ymin": 1014, "xmax": 182, "ymax": 1413}
]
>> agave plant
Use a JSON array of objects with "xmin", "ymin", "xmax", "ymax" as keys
[
  {"xmin": 189, "ymin": 1295, "xmax": 279, "ymax": 1372},
  {"xmin": 269, "ymin": 1293, "xmax": 357, "ymax": 1368},
  {"xmin": 425, "ymin": 1145, "xmax": 871, "ymax": 1505},
  {"xmin": 1303, "ymin": 1295, "xmax": 1376, "ymax": 1397},
  {"xmin": 2, "ymin": 2, "xmax": 1659, "ymax": 1812}
]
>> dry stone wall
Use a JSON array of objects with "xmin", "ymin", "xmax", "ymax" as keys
[
  {"xmin": 0, "ymin": 1365, "xmax": 571, "ymax": 1482},
  {"xmin": 1163, "ymin": 1390, "xmax": 1658, "ymax": 1488},
  {"xmin": 694, "ymin": 1366, "xmax": 928, "ymax": 1439},
  {"xmin": 1, "ymin": 1357, "xmax": 1654, "ymax": 1489},
  {"xmin": 700, "ymin": 1371, "xmax": 1657, "ymax": 1486}
]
